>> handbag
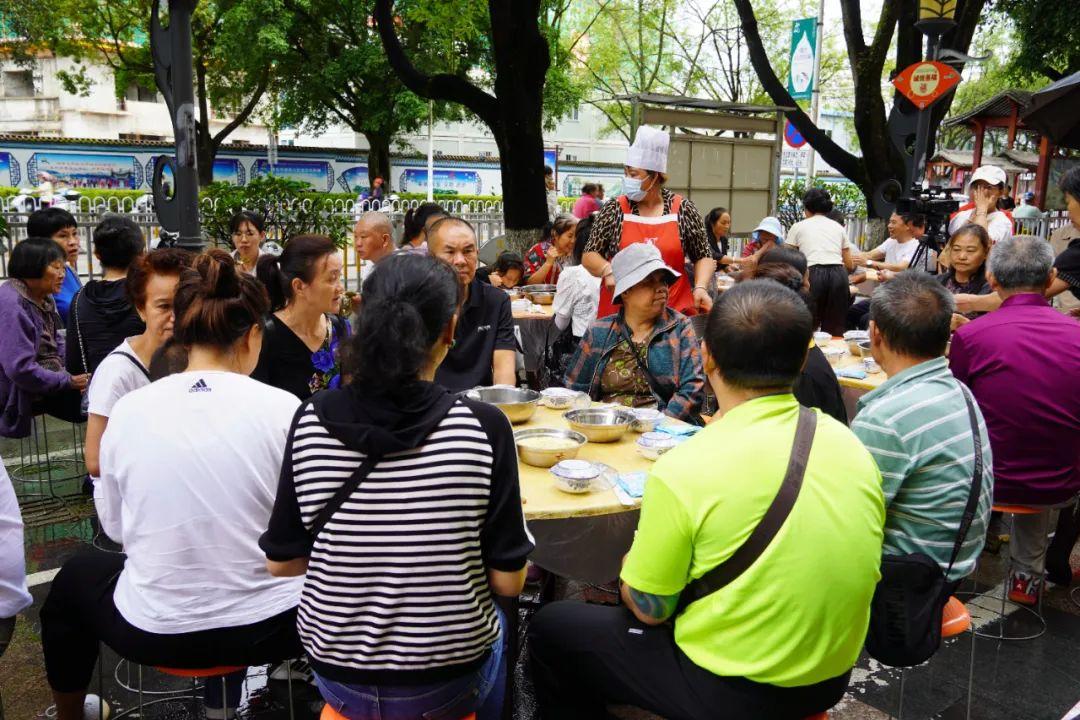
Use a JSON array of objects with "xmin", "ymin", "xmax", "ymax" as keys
[
  {"xmin": 618, "ymin": 322, "xmax": 704, "ymax": 426},
  {"xmin": 677, "ymin": 405, "xmax": 817, "ymax": 613},
  {"xmin": 864, "ymin": 389, "xmax": 984, "ymax": 667}
]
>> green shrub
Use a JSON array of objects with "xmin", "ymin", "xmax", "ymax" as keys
[
  {"xmin": 777, "ymin": 179, "xmax": 867, "ymax": 229},
  {"xmin": 201, "ymin": 176, "xmax": 352, "ymax": 250}
]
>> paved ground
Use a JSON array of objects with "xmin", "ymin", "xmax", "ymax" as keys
[{"xmin": 5, "ymin": 420, "xmax": 1080, "ymax": 719}]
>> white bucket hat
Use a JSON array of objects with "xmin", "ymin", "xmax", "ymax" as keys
[
  {"xmin": 752, "ymin": 216, "xmax": 785, "ymax": 243},
  {"xmin": 626, "ymin": 126, "xmax": 669, "ymax": 174},
  {"xmin": 968, "ymin": 165, "xmax": 1007, "ymax": 188},
  {"xmin": 611, "ymin": 242, "xmax": 680, "ymax": 302}
]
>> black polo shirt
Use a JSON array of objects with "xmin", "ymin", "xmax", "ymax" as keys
[{"xmin": 435, "ymin": 277, "xmax": 516, "ymax": 392}]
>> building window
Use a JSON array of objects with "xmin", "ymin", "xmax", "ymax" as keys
[
  {"xmin": 119, "ymin": 132, "xmax": 166, "ymax": 141},
  {"xmin": 3, "ymin": 70, "xmax": 36, "ymax": 98},
  {"xmin": 564, "ymin": 153, "xmax": 577, "ymax": 162},
  {"xmin": 125, "ymin": 82, "xmax": 159, "ymax": 103},
  {"xmin": 569, "ymin": 106, "xmax": 580, "ymax": 121}
]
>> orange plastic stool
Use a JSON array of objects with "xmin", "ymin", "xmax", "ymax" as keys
[
  {"xmin": 320, "ymin": 707, "xmax": 476, "ymax": 720},
  {"xmin": 941, "ymin": 595, "xmax": 971, "ymax": 639},
  {"xmin": 155, "ymin": 665, "xmax": 246, "ymax": 678},
  {"xmin": 803, "ymin": 713, "xmax": 829, "ymax": 720}
]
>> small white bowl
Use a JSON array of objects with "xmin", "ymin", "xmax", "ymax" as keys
[
  {"xmin": 629, "ymin": 407, "xmax": 664, "ymax": 433},
  {"xmin": 823, "ymin": 347, "xmax": 846, "ymax": 366},
  {"xmin": 862, "ymin": 357, "xmax": 881, "ymax": 374},
  {"xmin": 550, "ymin": 459, "xmax": 600, "ymax": 494},
  {"xmin": 636, "ymin": 432, "xmax": 680, "ymax": 461},
  {"xmin": 813, "ymin": 331, "xmax": 832, "ymax": 348}
]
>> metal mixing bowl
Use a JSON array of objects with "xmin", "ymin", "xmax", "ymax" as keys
[
  {"xmin": 466, "ymin": 386, "xmax": 540, "ymax": 424},
  {"xmin": 522, "ymin": 284, "xmax": 557, "ymax": 305},
  {"xmin": 563, "ymin": 407, "xmax": 635, "ymax": 443},
  {"xmin": 513, "ymin": 428, "xmax": 587, "ymax": 467}
]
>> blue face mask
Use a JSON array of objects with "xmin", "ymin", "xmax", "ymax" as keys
[{"xmin": 623, "ymin": 175, "xmax": 652, "ymax": 202}]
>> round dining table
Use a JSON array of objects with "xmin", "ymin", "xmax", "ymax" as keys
[{"xmin": 513, "ymin": 403, "xmax": 672, "ymax": 585}]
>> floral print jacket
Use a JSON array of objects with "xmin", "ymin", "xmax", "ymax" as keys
[{"xmin": 563, "ymin": 306, "xmax": 706, "ymax": 423}]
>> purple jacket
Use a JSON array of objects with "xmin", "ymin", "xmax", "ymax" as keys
[
  {"xmin": 0, "ymin": 282, "xmax": 72, "ymax": 438},
  {"xmin": 950, "ymin": 293, "xmax": 1080, "ymax": 505}
]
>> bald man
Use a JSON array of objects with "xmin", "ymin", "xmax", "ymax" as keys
[
  {"xmin": 353, "ymin": 212, "xmax": 394, "ymax": 275},
  {"xmin": 428, "ymin": 217, "xmax": 517, "ymax": 391}
]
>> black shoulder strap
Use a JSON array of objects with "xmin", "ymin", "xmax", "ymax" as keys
[
  {"xmin": 677, "ymin": 405, "xmax": 817, "ymax": 613},
  {"xmin": 946, "ymin": 389, "xmax": 985, "ymax": 573},
  {"xmin": 110, "ymin": 350, "xmax": 151, "ymax": 381},
  {"xmin": 310, "ymin": 454, "xmax": 381, "ymax": 540}
]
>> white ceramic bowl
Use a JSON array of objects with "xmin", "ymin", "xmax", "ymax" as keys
[
  {"xmin": 540, "ymin": 387, "xmax": 581, "ymax": 410},
  {"xmin": 813, "ymin": 331, "xmax": 832, "ymax": 348},
  {"xmin": 629, "ymin": 407, "xmax": 664, "ymax": 433},
  {"xmin": 823, "ymin": 347, "xmax": 846, "ymax": 366},
  {"xmin": 550, "ymin": 459, "xmax": 601, "ymax": 494},
  {"xmin": 636, "ymin": 431, "xmax": 680, "ymax": 461}
]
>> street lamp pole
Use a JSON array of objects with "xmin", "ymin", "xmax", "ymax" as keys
[
  {"xmin": 908, "ymin": 5, "xmax": 957, "ymax": 193},
  {"xmin": 150, "ymin": 0, "xmax": 203, "ymax": 251}
]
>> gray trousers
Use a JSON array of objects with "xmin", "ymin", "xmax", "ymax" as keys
[{"xmin": 1010, "ymin": 498, "xmax": 1077, "ymax": 576}]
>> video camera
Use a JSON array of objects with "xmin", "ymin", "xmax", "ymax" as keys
[{"xmin": 895, "ymin": 184, "xmax": 960, "ymax": 254}]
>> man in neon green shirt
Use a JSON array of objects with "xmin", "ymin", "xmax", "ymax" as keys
[{"xmin": 529, "ymin": 280, "xmax": 885, "ymax": 719}]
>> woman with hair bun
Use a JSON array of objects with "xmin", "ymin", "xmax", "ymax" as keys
[
  {"xmin": 398, "ymin": 201, "xmax": 446, "ymax": 255},
  {"xmin": 262, "ymin": 252, "xmax": 533, "ymax": 720},
  {"xmin": 40, "ymin": 249, "xmax": 303, "ymax": 720},
  {"xmin": 253, "ymin": 235, "xmax": 348, "ymax": 399}
]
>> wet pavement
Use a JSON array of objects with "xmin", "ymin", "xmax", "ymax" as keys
[{"xmin": 5, "ymin": 417, "xmax": 1080, "ymax": 719}]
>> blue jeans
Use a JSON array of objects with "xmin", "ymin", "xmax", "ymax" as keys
[{"xmin": 315, "ymin": 606, "xmax": 506, "ymax": 720}]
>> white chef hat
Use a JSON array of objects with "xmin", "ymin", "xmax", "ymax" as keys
[{"xmin": 626, "ymin": 126, "xmax": 669, "ymax": 174}]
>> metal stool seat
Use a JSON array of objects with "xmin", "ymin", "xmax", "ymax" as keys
[{"xmin": 958, "ymin": 503, "xmax": 1048, "ymax": 641}]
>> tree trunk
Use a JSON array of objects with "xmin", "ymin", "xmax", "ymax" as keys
[
  {"xmin": 194, "ymin": 59, "xmax": 215, "ymax": 187},
  {"xmin": 363, "ymin": 132, "xmax": 393, "ymax": 193}
]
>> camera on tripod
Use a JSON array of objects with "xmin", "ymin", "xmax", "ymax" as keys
[{"xmin": 895, "ymin": 184, "xmax": 960, "ymax": 253}]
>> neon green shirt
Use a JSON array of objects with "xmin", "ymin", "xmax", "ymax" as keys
[{"xmin": 621, "ymin": 394, "xmax": 885, "ymax": 687}]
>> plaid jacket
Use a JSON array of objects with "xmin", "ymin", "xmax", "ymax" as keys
[{"xmin": 563, "ymin": 307, "xmax": 705, "ymax": 423}]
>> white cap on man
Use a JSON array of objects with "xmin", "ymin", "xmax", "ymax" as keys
[
  {"xmin": 968, "ymin": 165, "xmax": 1007, "ymax": 189},
  {"xmin": 626, "ymin": 126, "xmax": 669, "ymax": 174}
]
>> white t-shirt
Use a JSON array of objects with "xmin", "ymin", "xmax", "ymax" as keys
[
  {"xmin": 98, "ymin": 371, "xmax": 303, "ymax": 634},
  {"xmin": 948, "ymin": 208, "xmax": 1013, "ymax": 244},
  {"xmin": 786, "ymin": 215, "xmax": 849, "ymax": 266},
  {"xmin": 0, "ymin": 460, "xmax": 31, "ymax": 619},
  {"xmin": 86, "ymin": 339, "xmax": 150, "ymax": 418},
  {"xmin": 553, "ymin": 265, "xmax": 601, "ymax": 337},
  {"xmin": 877, "ymin": 238, "xmax": 920, "ymax": 268}
]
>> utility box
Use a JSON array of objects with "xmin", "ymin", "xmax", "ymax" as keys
[{"xmin": 627, "ymin": 94, "xmax": 788, "ymax": 236}]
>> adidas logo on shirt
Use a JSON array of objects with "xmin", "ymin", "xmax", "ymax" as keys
[{"xmin": 188, "ymin": 379, "xmax": 211, "ymax": 393}]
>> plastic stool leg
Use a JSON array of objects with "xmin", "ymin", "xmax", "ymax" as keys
[{"xmin": 286, "ymin": 662, "xmax": 295, "ymax": 720}]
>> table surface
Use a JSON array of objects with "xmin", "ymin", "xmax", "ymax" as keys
[
  {"xmin": 516, "ymin": 404, "xmax": 655, "ymax": 521},
  {"xmin": 512, "ymin": 303, "xmax": 555, "ymax": 321},
  {"xmin": 827, "ymin": 337, "xmax": 887, "ymax": 391}
]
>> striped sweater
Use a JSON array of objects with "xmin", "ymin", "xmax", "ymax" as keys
[
  {"xmin": 852, "ymin": 357, "xmax": 993, "ymax": 581},
  {"xmin": 261, "ymin": 383, "xmax": 533, "ymax": 684}
]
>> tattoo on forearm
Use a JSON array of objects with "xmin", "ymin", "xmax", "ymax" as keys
[{"xmin": 628, "ymin": 587, "xmax": 680, "ymax": 620}]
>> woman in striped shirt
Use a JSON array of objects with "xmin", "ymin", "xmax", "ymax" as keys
[{"xmin": 261, "ymin": 252, "xmax": 533, "ymax": 720}]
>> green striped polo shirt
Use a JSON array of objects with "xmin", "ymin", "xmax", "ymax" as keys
[{"xmin": 852, "ymin": 357, "xmax": 994, "ymax": 581}]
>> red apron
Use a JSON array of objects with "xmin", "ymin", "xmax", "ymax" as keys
[{"xmin": 596, "ymin": 194, "xmax": 695, "ymax": 317}]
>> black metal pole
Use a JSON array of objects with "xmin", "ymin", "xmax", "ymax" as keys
[
  {"xmin": 149, "ymin": 0, "xmax": 203, "ymax": 251},
  {"xmin": 908, "ymin": 32, "xmax": 944, "ymax": 193}
]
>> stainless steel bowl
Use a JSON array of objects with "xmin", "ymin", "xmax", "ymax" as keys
[
  {"xmin": 513, "ymin": 427, "xmax": 587, "ymax": 467},
  {"xmin": 527, "ymin": 291, "xmax": 555, "ymax": 305},
  {"xmin": 563, "ymin": 407, "xmax": 635, "ymax": 443},
  {"xmin": 466, "ymin": 386, "xmax": 540, "ymax": 424},
  {"xmin": 522, "ymin": 284, "xmax": 558, "ymax": 305}
]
